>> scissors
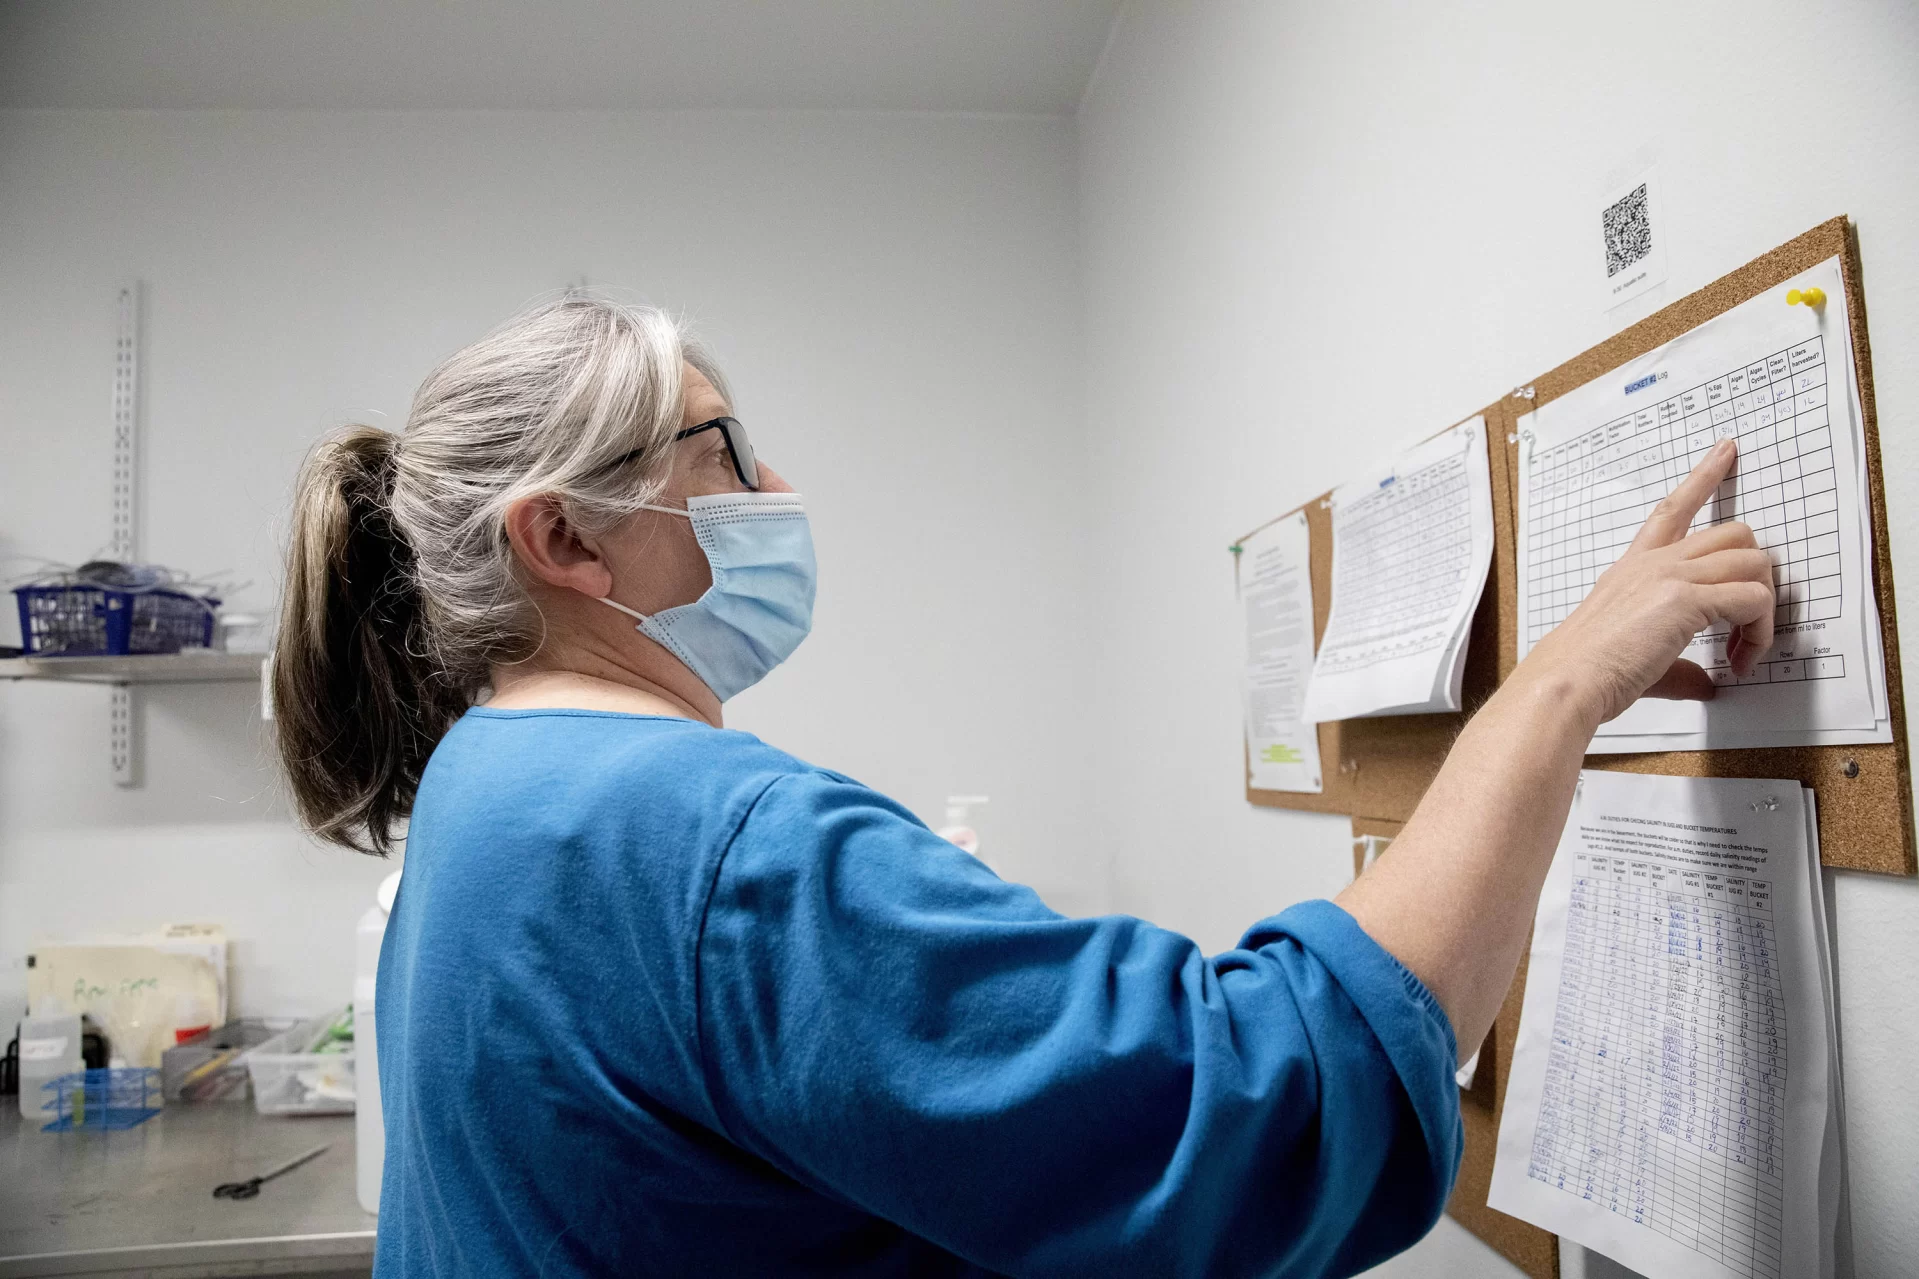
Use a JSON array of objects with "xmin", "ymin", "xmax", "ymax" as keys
[{"xmin": 213, "ymin": 1143, "xmax": 332, "ymax": 1200}]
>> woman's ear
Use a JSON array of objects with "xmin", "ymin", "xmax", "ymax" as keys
[{"xmin": 503, "ymin": 495, "xmax": 614, "ymax": 599}]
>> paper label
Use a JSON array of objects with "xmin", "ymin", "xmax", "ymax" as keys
[
  {"xmin": 1601, "ymin": 166, "xmax": 1668, "ymax": 311},
  {"xmin": 21, "ymin": 1037, "xmax": 68, "ymax": 1062}
]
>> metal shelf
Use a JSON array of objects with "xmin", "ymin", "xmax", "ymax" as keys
[{"xmin": 0, "ymin": 650, "xmax": 266, "ymax": 685}]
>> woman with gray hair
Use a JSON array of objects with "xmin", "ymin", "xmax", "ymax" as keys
[{"xmin": 274, "ymin": 295, "xmax": 1774, "ymax": 1277}]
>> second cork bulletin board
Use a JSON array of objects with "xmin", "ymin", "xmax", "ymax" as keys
[{"xmin": 1238, "ymin": 414, "xmax": 1515, "ymax": 824}]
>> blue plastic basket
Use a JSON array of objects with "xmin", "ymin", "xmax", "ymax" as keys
[
  {"xmin": 12, "ymin": 584, "xmax": 218, "ymax": 657},
  {"xmin": 40, "ymin": 1067, "xmax": 164, "ymax": 1131}
]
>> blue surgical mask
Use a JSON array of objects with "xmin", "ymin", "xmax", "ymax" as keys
[{"xmin": 599, "ymin": 492, "xmax": 816, "ymax": 702}]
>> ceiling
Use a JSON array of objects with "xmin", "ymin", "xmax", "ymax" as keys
[{"xmin": 0, "ymin": 0, "xmax": 1123, "ymax": 113}]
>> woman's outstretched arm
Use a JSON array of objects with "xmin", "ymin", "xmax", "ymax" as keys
[{"xmin": 1337, "ymin": 436, "xmax": 1776, "ymax": 1054}]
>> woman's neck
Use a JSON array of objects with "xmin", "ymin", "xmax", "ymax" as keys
[{"xmin": 484, "ymin": 666, "xmax": 719, "ymax": 726}]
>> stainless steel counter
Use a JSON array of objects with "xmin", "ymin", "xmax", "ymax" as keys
[{"xmin": 0, "ymin": 1103, "xmax": 374, "ymax": 1278}]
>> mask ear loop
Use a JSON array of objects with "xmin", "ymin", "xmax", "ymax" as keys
[
  {"xmin": 599, "ymin": 501, "xmax": 695, "ymax": 620},
  {"xmin": 599, "ymin": 596, "xmax": 650, "ymax": 623}
]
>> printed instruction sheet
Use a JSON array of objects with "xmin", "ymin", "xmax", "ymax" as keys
[
  {"xmin": 1516, "ymin": 258, "xmax": 1890, "ymax": 751},
  {"xmin": 1237, "ymin": 510, "xmax": 1322, "ymax": 791},
  {"xmin": 1302, "ymin": 417, "xmax": 1494, "ymax": 722},
  {"xmin": 1490, "ymin": 772, "xmax": 1838, "ymax": 1279}
]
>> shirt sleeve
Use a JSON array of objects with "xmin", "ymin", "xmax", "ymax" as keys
[{"xmin": 694, "ymin": 771, "xmax": 1462, "ymax": 1279}]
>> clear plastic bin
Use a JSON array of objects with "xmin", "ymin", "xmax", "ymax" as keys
[
  {"xmin": 163, "ymin": 1018, "xmax": 293, "ymax": 1102},
  {"xmin": 245, "ymin": 1009, "xmax": 356, "ymax": 1115}
]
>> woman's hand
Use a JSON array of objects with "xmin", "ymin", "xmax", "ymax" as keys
[
  {"xmin": 1520, "ymin": 436, "xmax": 1776, "ymax": 727},
  {"xmin": 1339, "ymin": 436, "xmax": 1779, "ymax": 1054}
]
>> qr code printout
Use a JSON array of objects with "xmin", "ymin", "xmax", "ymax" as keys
[{"xmin": 1605, "ymin": 183, "xmax": 1653, "ymax": 279}]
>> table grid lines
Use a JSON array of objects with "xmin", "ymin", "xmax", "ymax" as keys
[
  {"xmin": 1523, "ymin": 336, "xmax": 1842, "ymax": 682},
  {"xmin": 1317, "ymin": 453, "xmax": 1471, "ymax": 674},
  {"xmin": 1528, "ymin": 852, "xmax": 1787, "ymax": 1279}
]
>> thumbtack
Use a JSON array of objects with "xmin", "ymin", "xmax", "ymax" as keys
[
  {"xmin": 1842, "ymin": 759, "xmax": 1859, "ymax": 779},
  {"xmin": 1786, "ymin": 287, "xmax": 1826, "ymax": 308}
]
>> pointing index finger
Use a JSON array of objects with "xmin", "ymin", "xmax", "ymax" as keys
[{"xmin": 1630, "ymin": 437, "xmax": 1737, "ymax": 551}]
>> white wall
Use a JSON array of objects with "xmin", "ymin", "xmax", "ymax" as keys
[
  {"xmin": 7, "ymin": 6, "xmax": 1918, "ymax": 1272},
  {"xmin": 1077, "ymin": 2, "xmax": 1919, "ymax": 1276},
  {"xmin": 0, "ymin": 107, "xmax": 1095, "ymax": 1023}
]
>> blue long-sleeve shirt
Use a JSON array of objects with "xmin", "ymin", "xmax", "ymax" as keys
[{"xmin": 375, "ymin": 709, "xmax": 1461, "ymax": 1277}]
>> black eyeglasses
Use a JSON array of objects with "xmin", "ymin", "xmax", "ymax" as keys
[{"xmin": 591, "ymin": 416, "xmax": 759, "ymax": 490}]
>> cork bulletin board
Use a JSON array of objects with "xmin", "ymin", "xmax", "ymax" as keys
[
  {"xmin": 1510, "ymin": 218, "xmax": 1913, "ymax": 875},
  {"xmin": 1248, "ymin": 218, "xmax": 1912, "ymax": 875},
  {"xmin": 1250, "ymin": 220, "xmax": 1906, "ymax": 1271},
  {"xmin": 1239, "ymin": 412, "xmax": 1516, "ymax": 824}
]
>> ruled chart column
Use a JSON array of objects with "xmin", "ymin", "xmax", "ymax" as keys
[
  {"xmin": 1626, "ymin": 857, "xmax": 1661, "ymax": 1228},
  {"xmin": 1531, "ymin": 857, "xmax": 1599, "ymax": 1188},
  {"xmin": 1745, "ymin": 878, "xmax": 1786, "ymax": 1278},
  {"xmin": 1659, "ymin": 873, "xmax": 1706, "ymax": 1251},
  {"xmin": 1785, "ymin": 340, "xmax": 1841, "ymax": 628},
  {"xmin": 1722, "ymin": 877, "xmax": 1762, "ymax": 1277},
  {"xmin": 1576, "ymin": 860, "xmax": 1616, "ymax": 1206},
  {"xmin": 1595, "ymin": 857, "xmax": 1631, "ymax": 1214},
  {"xmin": 1694, "ymin": 876, "xmax": 1733, "ymax": 1268}
]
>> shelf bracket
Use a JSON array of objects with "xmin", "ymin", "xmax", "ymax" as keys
[{"xmin": 110, "ymin": 681, "xmax": 139, "ymax": 786}]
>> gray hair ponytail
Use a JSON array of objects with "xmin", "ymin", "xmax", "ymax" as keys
[{"xmin": 272, "ymin": 296, "xmax": 725, "ymax": 854}]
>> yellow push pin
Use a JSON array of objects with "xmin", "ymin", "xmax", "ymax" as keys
[{"xmin": 1787, "ymin": 286, "xmax": 1826, "ymax": 308}]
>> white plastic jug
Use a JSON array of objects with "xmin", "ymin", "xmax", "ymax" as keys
[
  {"xmin": 355, "ymin": 870, "xmax": 401, "ymax": 1214},
  {"xmin": 18, "ymin": 1002, "xmax": 83, "ymax": 1122}
]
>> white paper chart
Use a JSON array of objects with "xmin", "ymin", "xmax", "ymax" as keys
[
  {"xmin": 1301, "ymin": 418, "xmax": 1493, "ymax": 721},
  {"xmin": 1491, "ymin": 772, "xmax": 1836, "ymax": 1279},
  {"xmin": 1523, "ymin": 337, "xmax": 1840, "ymax": 651},
  {"xmin": 1515, "ymin": 258, "xmax": 1889, "ymax": 751},
  {"xmin": 1533, "ymin": 853, "xmax": 1786, "ymax": 1273},
  {"xmin": 1237, "ymin": 511, "xmax": 1322, "ymax": 791}
]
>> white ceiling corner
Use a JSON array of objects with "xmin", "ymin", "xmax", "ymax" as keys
[{"xmin": 0, "ymin": 0, "xmax": 1126, "ymax": 113}]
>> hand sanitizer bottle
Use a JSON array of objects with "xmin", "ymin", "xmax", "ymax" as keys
[{"xmin": 936, "ymin": 795, "xmax": 992, "ymax": 869}]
